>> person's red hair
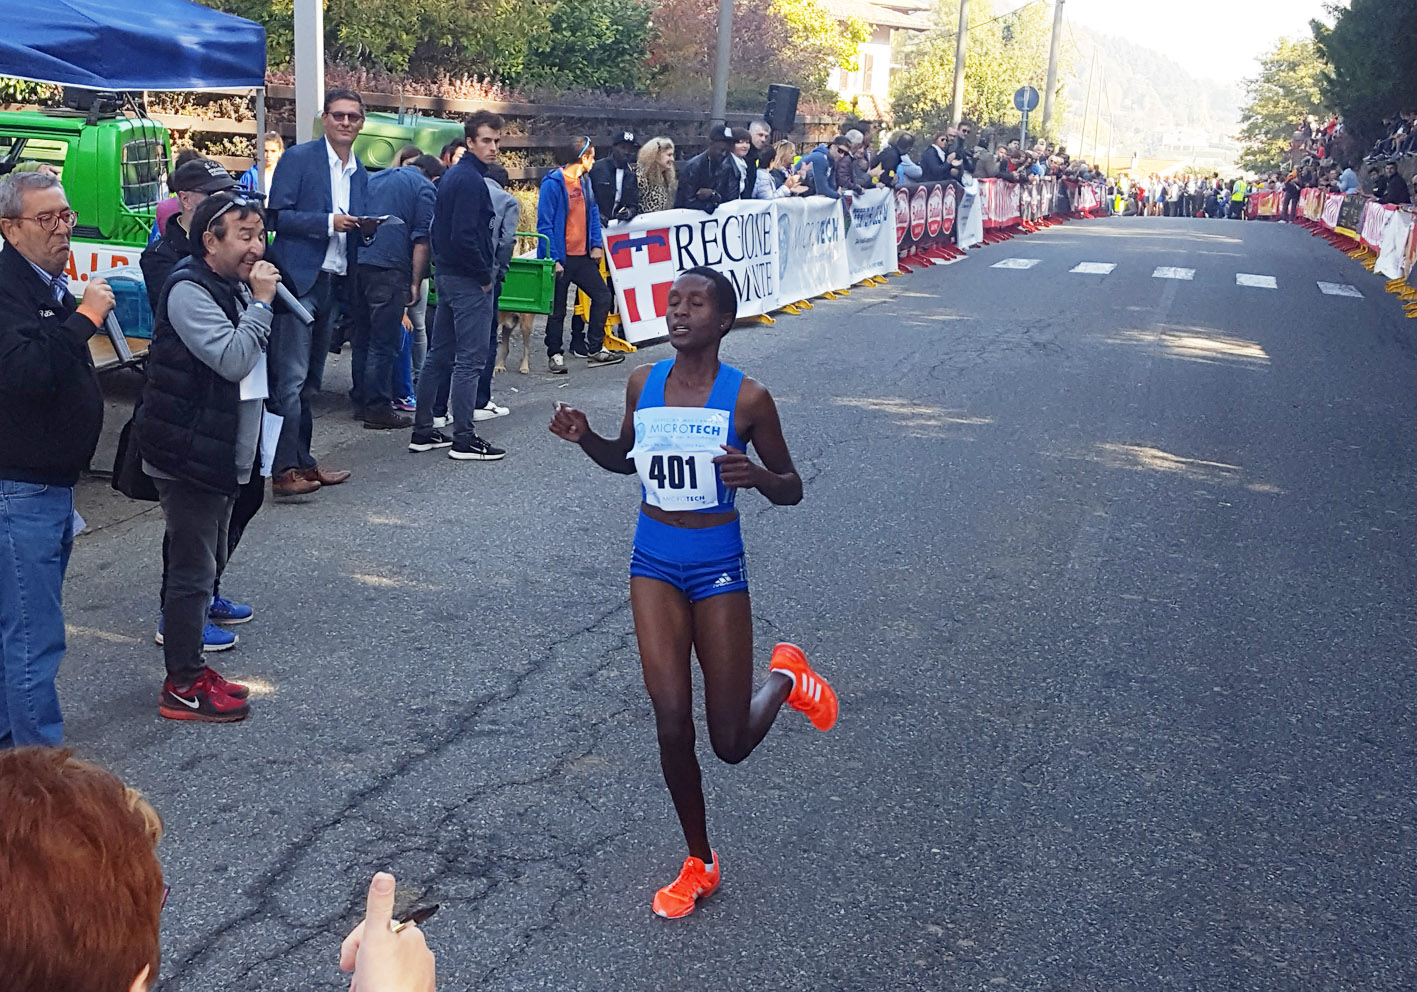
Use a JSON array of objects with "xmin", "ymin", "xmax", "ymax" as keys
[{"xmin": 0, "ymin": 748, "xmax": 164, "ymax": 992}]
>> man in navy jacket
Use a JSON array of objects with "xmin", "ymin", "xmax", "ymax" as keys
[
  {"xmin": 265, "ymin": 88, "xmax": 368, "ymax": 496},
  {"xmin": 407, "ymin": 110, "xmax": 507, "ymax": 462},
  {"xmin": 0, "ymin": 172, "xmax": 114, "ymax": 746}
]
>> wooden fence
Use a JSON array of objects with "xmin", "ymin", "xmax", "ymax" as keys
[{"xmin": 158, "ymin": 85, "xmax": 843, "ymax": 183}]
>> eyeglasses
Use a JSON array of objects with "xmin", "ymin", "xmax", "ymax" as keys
[
  {"xmin": 12, "ymin": 209, "xmax": 78, "ymax": 232},
  {"xmin": 326, "ymin": 111, "xmax": 365, "ymax": 123},
  {"xmin": 203, "ymin": 194, "xmax": 264, "ymax": 235}
]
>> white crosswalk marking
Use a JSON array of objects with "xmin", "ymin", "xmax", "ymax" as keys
[
  {"xmin": 1236, "ymin": 273, "xmax": 1278, "ymax": 289},
  {"xmin": 1071, "ymin": 262, "xmax": 1117, "ymax": 275},
  {"xmin": 991, "ymin": 258, "xmax": 1041, "ymax": 269},
  {"xmin": 1317, "ymin": 281, "xmax": 1364, "ymax": 298},
  {"xmin": 1152, "ymin": 266, "xmax": 1196, "ymax": 280}
]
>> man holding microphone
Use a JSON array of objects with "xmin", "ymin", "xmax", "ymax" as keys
[
  {"xmin": 139, "ymin": 192, "xmax": 280, "ymax": 723},
  {"xmin": 0, "ymin": 171, "xmax": 113, "ymax": 747}
]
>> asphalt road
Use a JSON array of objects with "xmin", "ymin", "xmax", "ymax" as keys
[{"xmin": 61, "ymin": 216, "xmax": 1416, "ymax": 991}]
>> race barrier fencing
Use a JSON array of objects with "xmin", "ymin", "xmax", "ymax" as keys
[
  {"xmin": 604, "ymin": 187, "xmax": 899, "ymax": 344},
  {"xmin": 1295, "ymin": 186, "xmax": 1417, "ymax": 315},
  {"xmin": 602, "ymin": 174, "xmax": 1114, "ymax": 343}
]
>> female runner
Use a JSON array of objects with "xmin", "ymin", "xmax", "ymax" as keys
[{"xmin": 550, "ymin": 267, "xmax": 838, "ymax": 919}]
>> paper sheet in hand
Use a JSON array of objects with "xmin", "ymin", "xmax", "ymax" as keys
[
  {"xmin": 240, "ymin": 353, "xmax": 269, "ymax": 401},
  {"xmin": 260, "ymin": 411, "xmax": 284, "ymax": 477}
]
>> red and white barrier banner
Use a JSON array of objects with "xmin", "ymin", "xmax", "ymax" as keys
[
  {"xmin": 606, "ymin": 191, "xmax": 898, "ymax": 344},
  {"xmin": 980, "ymin": 179, "xmax": 1021, "ymax": 227},
  {"xmin": 1375, "ymin": 209, "xmax": 1414, "ymax": 279},
  {"xmin": 1247, "ymin": 191, "xmax": 1282, "ymax": 218},
  {"xmin": 1359, "ymin": 201, "xmax": 1393, "ymax": 251},
  {"xmin": 1321, "ymin": 193, "xmax": 1343, "ymax": 229}
]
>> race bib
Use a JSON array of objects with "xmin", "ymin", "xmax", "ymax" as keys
[{"xmin": 631, "ymin": 406, "xmax": 728, "ymax": 511}]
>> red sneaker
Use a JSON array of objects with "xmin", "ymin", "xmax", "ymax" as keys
[
  {"xmin": 652, "ymin": 853, "xmax": 721, "ymax": 919},
  {"xmin": 769, "ymin": 643, "xmax": 839, "ymax": 731},
  {"xmin": 159, "ymin": 671, "xmax": 251, "ymax": 723},
  {"xmin": 204, "ymin": 667, "xmax": 249, "ymax": 700}
]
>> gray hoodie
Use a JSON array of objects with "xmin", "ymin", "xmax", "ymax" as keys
[
  {"xmin": 485, "ymin": 178, "xmax": 521, "ymax": 284},
  {"xmin": 143, "ymin": 281, "xmax": 270, "ymax": 485}
]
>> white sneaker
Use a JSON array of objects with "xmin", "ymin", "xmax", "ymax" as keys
[
  {"xmin": 473, "ymin": 401, "xmax": 510, "ymax": 422},
  {"xmin": 432, "ymin": 415, "xmax": 450, "ymax": 429},
  {"xmin": 548, "ymin": 354, "xmax": 567, "ymax": 375}
]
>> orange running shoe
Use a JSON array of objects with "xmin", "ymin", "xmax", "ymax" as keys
[
  {"xmin": 652, "ymin": 853, "xmax": 721, "ymax": 919},
  {"xmin": 769, "ymin": 643, "xmax": 838, "ymax": 731}
]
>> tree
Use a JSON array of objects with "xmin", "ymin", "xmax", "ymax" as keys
[
  {"xmin": 646, "ymin": 0, "xmax": 866, "ymax": 104},
  {"xmin": 891, "ymin": 0, "xmax": 1060, "ymax": 133},
  {"xmin": 523, "ymin": 0, "xmax": 653, "ymax": 91},
  {"xmin": 1312, "ymin": 0, "xmax": 1417, "ymax": 145},
  {"xmin": 1236, "ymin": 37, "xmax": 1328, "ymax": 173}
]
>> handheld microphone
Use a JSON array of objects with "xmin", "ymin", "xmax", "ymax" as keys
[{"xmin": 274, "ymin": 282, "xmax": 314, "ymax": 324}]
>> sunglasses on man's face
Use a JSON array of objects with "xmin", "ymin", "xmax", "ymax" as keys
[
  {"xmin": 203, "ymin": 194, "xmax": 265, "ymax": 236},
  {"xmin": 326, "ymin": 111, "xmax": 365, "ymax": 124}
]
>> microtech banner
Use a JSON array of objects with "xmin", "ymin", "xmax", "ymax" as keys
[
  {"xmin": 775, "ymin": 194, "xmax": 851, "ymax": 306},
  {"xmin": 844, "ymin": 187, "xmax": 900, "ymax": 281}
]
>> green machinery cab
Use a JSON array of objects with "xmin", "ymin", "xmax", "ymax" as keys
[{"xmin": 349, "ymin": 111, "xmax": 466, "ymax": 169}]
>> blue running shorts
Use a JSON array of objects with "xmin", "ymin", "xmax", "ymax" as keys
[{"xmin": 630, "ymin": 512, "xmax": 748, "ymax": 602}]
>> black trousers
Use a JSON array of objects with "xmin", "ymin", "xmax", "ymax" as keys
[
  {"xmin": 160, "ymin": 464, "xmax": 263, "ymax": 606},
  {"xmin": 155, "ymin": 478, "xmax": 235, "ymax": 686},
  {"xmin": 544, "ymin": 254, "xmax": 612, "ymax": 357}
]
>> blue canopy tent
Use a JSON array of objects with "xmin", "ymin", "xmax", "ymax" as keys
[{"xmin": 3, "ymin": 0, "xmax": 265, "ymax": 91}]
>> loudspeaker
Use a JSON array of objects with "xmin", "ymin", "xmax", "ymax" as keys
[{"xmin": 765, "ymin": 84, "xmax": 800, "ymax": 134}]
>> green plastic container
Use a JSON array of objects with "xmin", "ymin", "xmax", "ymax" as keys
[
  {"xmin": 497, "ymin": 233, "xmax": 556, "ymax": 314},
  {"xmin": 348, "ymin": 112, "xmax": 466, "ymax": 170}
]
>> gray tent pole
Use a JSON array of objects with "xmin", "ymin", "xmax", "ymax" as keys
[{"xmin": 254, "ymin": 87, "xmax": 267, "ymax": 192}]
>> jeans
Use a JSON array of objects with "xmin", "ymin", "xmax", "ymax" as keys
[
  {"xmin": 156, "ymin": 478, "xmax": 234, "ymax": 687},
  {"xmin": 269, "ymin": 272, "xmax": 341, "ymax": 475},
  {"xmin": 0, "ymin": 480, "xmax": 74, "ymax": 747},
  {"xmin": 408, "ymin": 279, "xmax": 429, "ymax": 382},
  {"xmin": 545, "ymin": 254, "xmax": 612, "ymax": 357},
  {"xmin": 476, "ymin": 277, "xmax": 503, "ymax": 410},
  {"xmin": 160, "ymin": 462, "xmax": 263, "ymax": 606},
  {"xmin": 352, "ymin": 265, "xmax": 408, "ymax": 415},
  {"xmin": 413, "ymin": 273, "xmax": 493, "ymax": 445}
]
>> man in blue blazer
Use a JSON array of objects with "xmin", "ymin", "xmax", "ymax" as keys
[{"xmin": 266, "ymin": 88, "xmax": 368, "ymax": 496}]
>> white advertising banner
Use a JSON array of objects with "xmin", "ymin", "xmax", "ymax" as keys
[
  {"xmin": 606, "ymin": 192, "xmax": 899, "ymax": 345},
  {"xmin": 844, "ymin": 187, "xmax": 898, "ymax": 281},
  {"xmin": 774, "ymin": 195, "xmax": 850, "ymax": 305},
  {"xmin": 1375, "ymin": 208, "xmax": 1414, "ymax": 280}
]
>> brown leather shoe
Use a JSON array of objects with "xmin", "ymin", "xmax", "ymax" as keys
[
  {"xmin": 302, "ymin": 465, "xmax": 351, "ymax": 486},
  {"xmin": 272, "ymin": 468, "xmax": 320, "ymax": 496}
]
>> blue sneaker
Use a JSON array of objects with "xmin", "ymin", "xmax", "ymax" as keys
[
  {"xmin": 154, "ymin": 618, "xmax": 238, "ymax": 652},
  {"xmin": 209, "ymin": 595, "xmax": 254, "ymax": 625}
]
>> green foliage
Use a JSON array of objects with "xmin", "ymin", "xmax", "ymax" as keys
[
  {"xmin": 891, "ymin": 0, "xmax": 1060, "ymax": 133},
  {"xmin": 1237, "ymin": 37, "xmax": 1327, "ymax": 173},
  {"xmin": 0, "ymin": 78, "xmax": 59, "ymax": 103},
  {"xmin": 1312, "ymin": 0, "xmax": 1417, "ymax": 144},
  {"xmin": 523, "ymin": 0, "xmax": 653, "ymax": 91}
]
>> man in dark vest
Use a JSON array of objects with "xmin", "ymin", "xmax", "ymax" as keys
[
  {"xmin": 0, "ymin": 171, "xmax": 114, "ymax": 746},
  {"xmin": 139, "ymin": 193, "xmax": 280, "ymax": 723}
]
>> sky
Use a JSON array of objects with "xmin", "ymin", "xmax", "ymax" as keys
[{"xmin": 1049, "ymin": 0, "xmax": 1338, "ymax": 84}]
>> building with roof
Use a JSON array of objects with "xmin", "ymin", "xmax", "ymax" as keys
[{"xmin": 824, "ymin": 0, "xmax": 932, "ymax": 120}]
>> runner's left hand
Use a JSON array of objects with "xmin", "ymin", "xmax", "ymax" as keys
[{"xmin": 713, "ymin": 445, "xmax": 761, "ymax": 489}]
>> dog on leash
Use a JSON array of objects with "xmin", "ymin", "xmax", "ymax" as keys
[{"xmin": 495, "ymin": 311, "xmax": 535, "ymax": 374}]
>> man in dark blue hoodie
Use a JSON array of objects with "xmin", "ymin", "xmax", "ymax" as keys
[{"xmin": 409, "ymin": 111, "xmax": 506, "ymax": 462}]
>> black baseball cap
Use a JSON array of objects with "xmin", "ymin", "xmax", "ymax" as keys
[
  {"xmin": 613, "ymin": 130, "xmax": 638, "ymax": 147},
  {"xmin": 708, "ymin": 126, "xmax": 735, "ymax": 144},
  {"xmin": 171, "ymin": 159, "xmax": 242, "ymax": 194}
]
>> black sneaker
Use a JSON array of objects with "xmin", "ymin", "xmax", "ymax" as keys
[
  {"xmin": 408, "ymin": 429, "xmax": 454, "ymax": 453},
  {"xmin": 449, "ymin": 436, "xmax": 506, "ymax": 461},
  {"xmin": 587, "ymin": 348, "xmax": 626, "ymax": 367},
  {"xmin": 570, "ymin": 342, "xmax": 590, "ymax": 358},
  {"xmin": 364, "ymin": 408, "xmax": 414, "ymax": 430}
]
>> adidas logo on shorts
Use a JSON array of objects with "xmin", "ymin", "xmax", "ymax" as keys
[{"xmin": 712, "ymin": 573, "xmax": 735, "ymax": 588}]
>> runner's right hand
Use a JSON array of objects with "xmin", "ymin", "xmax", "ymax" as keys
[{"xmin": 549, "ymin": 401, "xmax": 591, "ymax": 444}]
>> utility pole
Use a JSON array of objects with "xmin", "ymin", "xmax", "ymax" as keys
[
  {"xmin": 294, "ymin": 0, "xmax": 324, "ymax": 143},
  {"xmin": 1091, "ymin": 67, "xmax": 1103, "ymax": 161},
  {"xmin": 1041, "ymin": 0, "xmax": 1065, "ymax": 134},
  {"xmin": 709, "ymin": 0, "xmax": 733, "ymax": 124},
  {"xmin": 949, "ymin": 0, "xmax": 969, "ymax": 125},
  {"xmin": 1078, "ymin": 49, "xmax": 1096, "ymax": 155}
]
